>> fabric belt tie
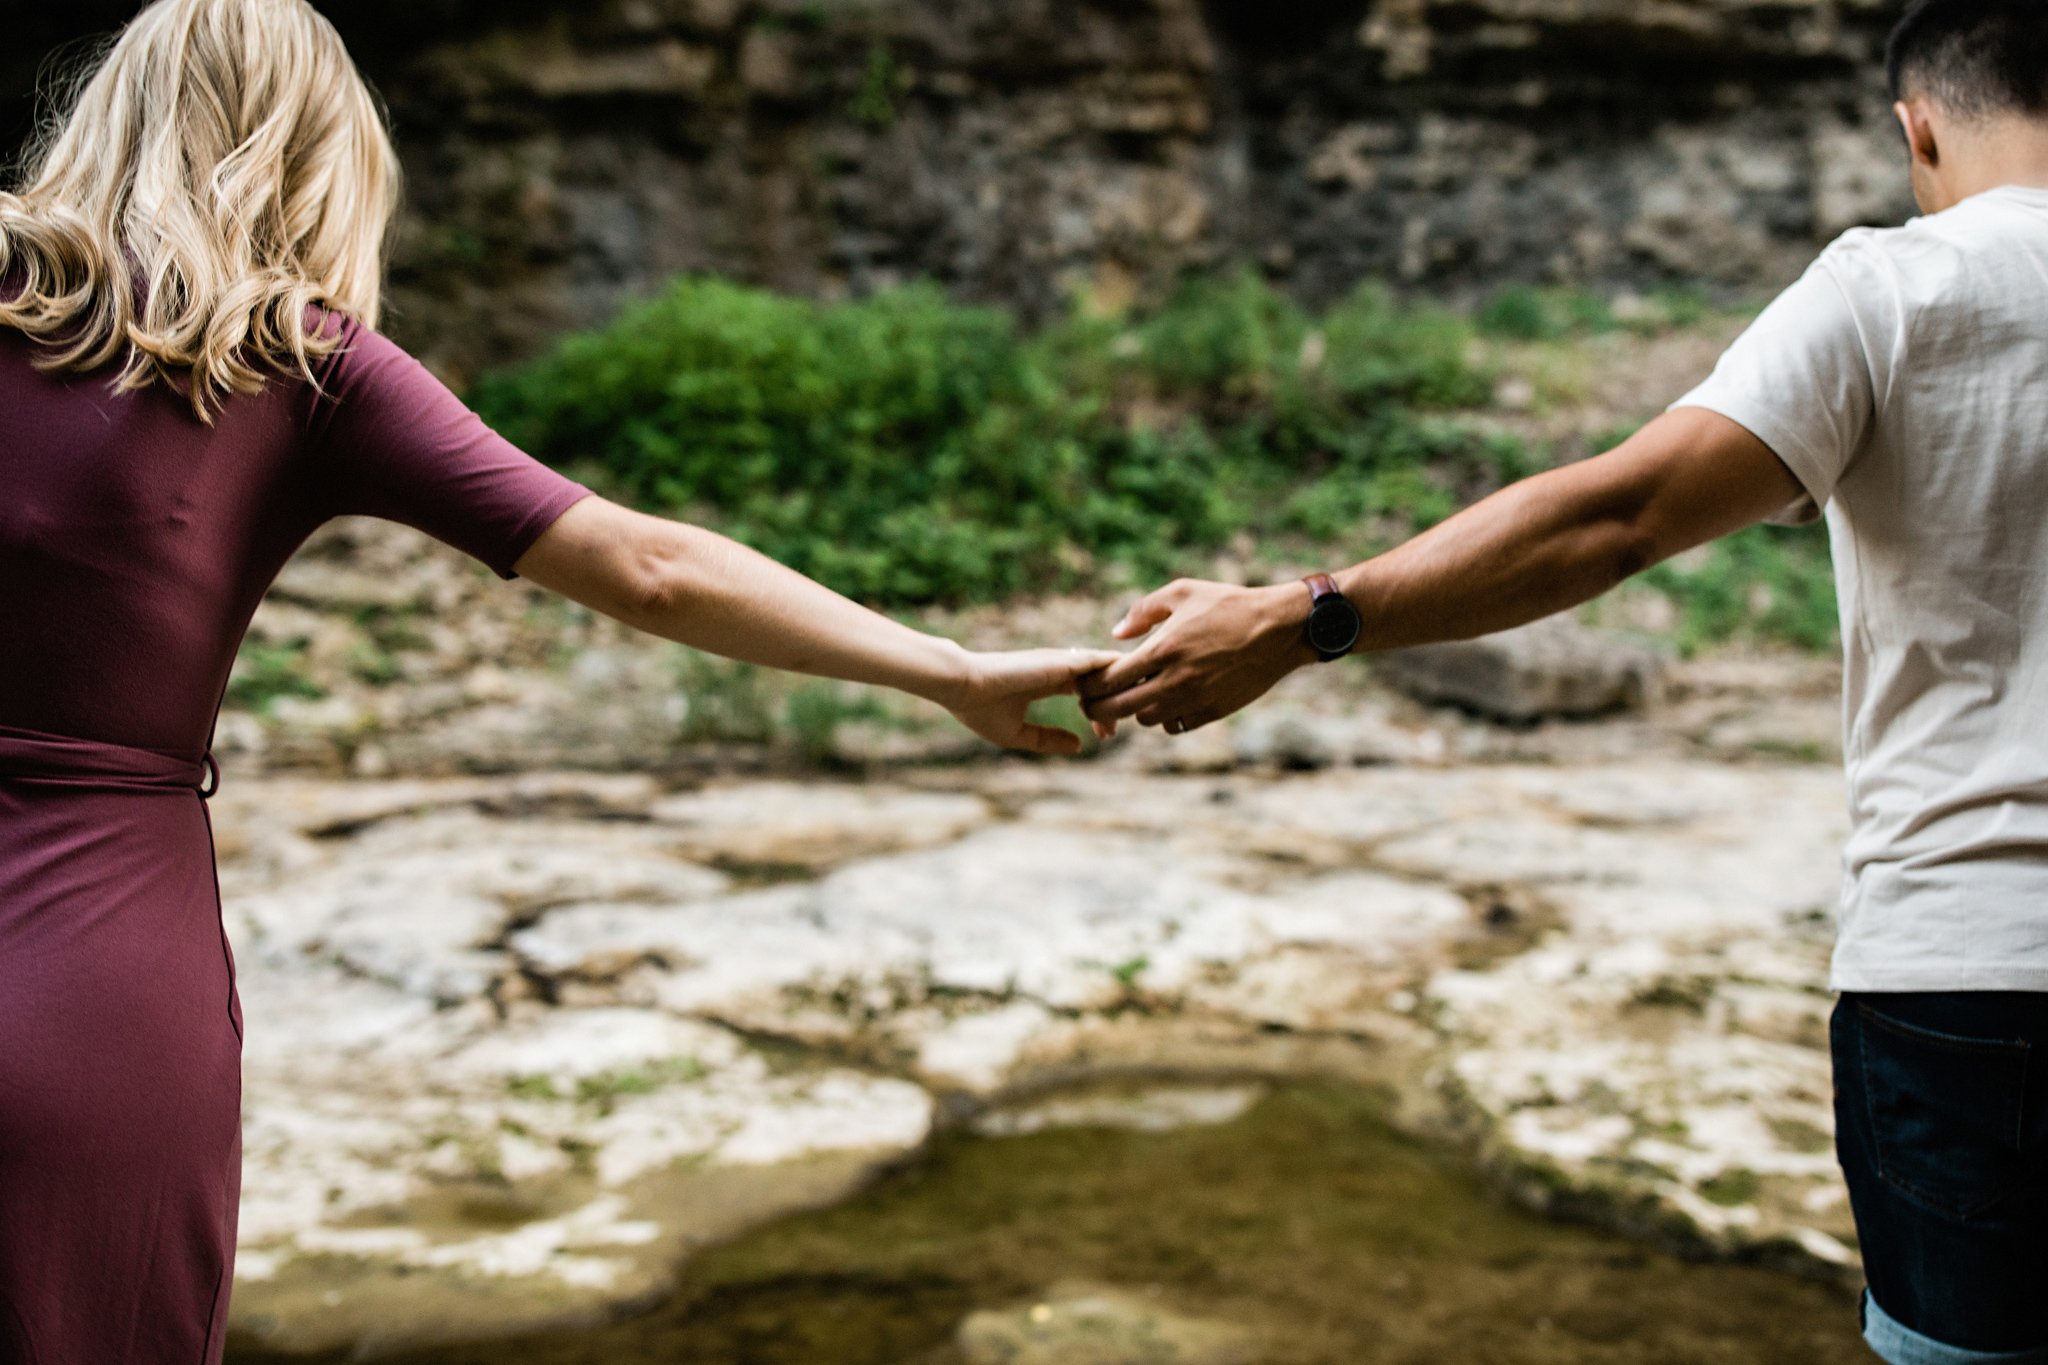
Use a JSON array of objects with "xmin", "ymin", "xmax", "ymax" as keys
[{"xmin": 0, "ymin": 725, "xmax": 219, "ymax": 800}]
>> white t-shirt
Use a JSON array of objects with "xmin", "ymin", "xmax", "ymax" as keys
[{"xmin": 1674, "ymin": 184, "xmax": 2048, "ymax": 992}]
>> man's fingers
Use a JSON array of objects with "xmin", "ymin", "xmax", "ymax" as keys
[
  {"xmin": 1111, "ymin": 581, "xmax": 1192, "ymax": 640},
  {"xmin": 1066, "ymin": 648, "xmax": 1126, "ymax": 673},
  {"xmin": 1048, "ymin": 648, "xmax": 1123, "ymax": 692},
  {"xmin": 1079, "ymin": 638, "xmax": 1172, "ymax": 700},
  {"xmin": 1084, "ymin": 673, "xmax": 1176, "ymax": 724},
  {"xmin": 1135, "ymin": 684, "xmax": 1203, "ymax": 730}
]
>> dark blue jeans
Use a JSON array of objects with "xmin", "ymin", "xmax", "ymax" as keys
[{"xmin": 1833, "ymin": 993, "xmax": 2048, "ymax": 1362}]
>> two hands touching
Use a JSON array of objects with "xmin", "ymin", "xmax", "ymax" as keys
[
  {"xmin": 1079, "ymin": 579, "xmax": 1320, "ymax": 740},
  {"xmin": 954, "ymin": 577, "xmax": 1326, "ymax": 756}
]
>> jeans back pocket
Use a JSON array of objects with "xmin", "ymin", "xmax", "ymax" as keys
[{"xmin": 1859, "ymin": 1001, "xmax": 2032, "ymax": 1220}]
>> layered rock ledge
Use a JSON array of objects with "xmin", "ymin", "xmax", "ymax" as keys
[{"xmin": 219, "ymin": 738, "xmax": 1855, "ymax": 1353}]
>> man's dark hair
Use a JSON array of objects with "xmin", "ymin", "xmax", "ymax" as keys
[{"xmin": 1886, "ymin": 0, "xmax": 2048, "ymax": 117}]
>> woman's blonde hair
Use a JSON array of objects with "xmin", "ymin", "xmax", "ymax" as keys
[{"xmin": 0, "ymin": 0, "xmax": 400, "ymax": 420}]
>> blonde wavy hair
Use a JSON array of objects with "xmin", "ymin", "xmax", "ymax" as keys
[{"xmin": 0, "ymin": 0, "xmax": 400, "ymax": 420}]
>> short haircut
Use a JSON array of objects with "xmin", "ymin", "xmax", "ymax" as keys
[{"xmin": 1886, "ymin": 0, "xmax": 2048, "ymax": 118}]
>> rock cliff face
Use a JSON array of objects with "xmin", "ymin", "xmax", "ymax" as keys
[{"xmin": 4, "ymin": 0, "xmax": 1910, "ymax": 378}]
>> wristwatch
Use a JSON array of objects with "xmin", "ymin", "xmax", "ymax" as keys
[{"xmin": 1303, "ymin": 574, "xmax": 1362, "ymax": 662}]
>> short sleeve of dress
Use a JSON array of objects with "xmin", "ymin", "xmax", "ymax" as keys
[
  {"xmin": 308, "ymin": 319, "xmax": 592, "ymax": 579},
  {"xmin": 1668, "ymin": 233, "xmax": 1897, "ymax": 525}
]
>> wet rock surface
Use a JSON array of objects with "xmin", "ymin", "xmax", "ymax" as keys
[
  {"xmin": 957, "ymin": 1285, "xmax": 1259, "ymax": 1365},
  {"xmin": 217, "ymin": 730, "xmax": 1857, "ymax": 1352}
]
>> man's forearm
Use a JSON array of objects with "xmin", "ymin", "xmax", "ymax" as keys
[
  {"xmin": 1334, "ymin": 460, "xmax": 1656, "ymax": 654},
  {"xmin": 1079, "ymin": 409, "xmax": 1807, "ymax": 732},
  {"xmin": 1332, "ymin": 407, "xmax": 1802, "ymax": 654}
]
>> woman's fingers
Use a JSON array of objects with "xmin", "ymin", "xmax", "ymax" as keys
[
  {"xmin": 987, "ymin": 647, "xmax": 1123, "ymax": 700},
  {"xmin": 1015, "ymin": 723, "xmax": 1084, "ymax": 756}
]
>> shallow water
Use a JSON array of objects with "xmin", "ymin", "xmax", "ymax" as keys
[{"xmin": 229, "ymin": 1085, "xmax": 1866, "ymax": 1364}]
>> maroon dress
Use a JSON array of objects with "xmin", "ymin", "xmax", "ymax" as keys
[{"xmin": 0, "ymin": 312, "xmax": 590, "ymax": 1362}]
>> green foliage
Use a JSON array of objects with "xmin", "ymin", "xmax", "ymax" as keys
[
  {"xmin": 347, "ymin": 641, "xmax": 402, "ymax": 687},
  {"xmin": 1478, "ymin": 285, "xmax": 1712, "ymax": 341},
  {"xmin": 675, "ymin": 654, "xmax": 780, "ymax": 744},
  {"xmin": 1478, "ymin": 285, "xmax": 1565, "ymax": 341},
  {"xmin": 477, "ymin": 270, "xmax": 1825, "ymax": 653},
  {"xmin": 506, "ymin": 1058, "xmax": 708, "ymax": 1117},
  {"xmin": 1699, "ymin": 1168, "xmax": 1763, "ymax": 1208},
  {"xmin": 1024, "ymin": 695, "xmax": 1096, "ymax": 751},
  {"xmin": 1317, "ymin": 285, "xmax": 1491, "ymax": 410},
  {"xmin": 481, "ymin": 281, "xmax": 1066, "ymax": 603},
  {"xmin": 1478, "ymin": 284, "xmax": 1633, "ymax": 340},
  {"xmin": 785, "ymin": 682, "xmax": 899, "ymax": 764},
  {"xmin": 226, "ymin": 640, "xmax": 324, "ymax": 713},
  {"xmin": 476, "ymin": 272, "xmax": 1504, "ymax": 609},
  {"xmin": 1642, "ymin": 522, "xmax": 1838, "ymax": 655},
  {"xmin": 1127, "ymin": 270, "xmax": 1310, "ymax": 398},
  {"xmin": 673, "ymin": 652, "xmax": 922, "ymax": 757},
  {"xmin": 853, "ymin": 40, "xmax": 898, "ymax": 128},
  {"xmin": 1649, "ymin": 285, "xmax": 1711, "ymax": 330}
]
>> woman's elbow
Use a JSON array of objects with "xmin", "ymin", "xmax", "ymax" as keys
[
  {"xmin": 615, "ymin": 535, "xmax": 698, "ymax": 629},
  {"xmin": 551, "ymin": 505, "xmax": 700, "ymax": 629}
]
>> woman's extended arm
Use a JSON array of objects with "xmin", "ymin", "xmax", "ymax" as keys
[{"xmin": 515, "ymin": 496, "xmax": 1114, "ymax": 754}]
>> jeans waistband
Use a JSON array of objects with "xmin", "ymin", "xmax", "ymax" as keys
[{"xmin": 0, "ymin": 725, "xmax": 218, "ymax": 799}]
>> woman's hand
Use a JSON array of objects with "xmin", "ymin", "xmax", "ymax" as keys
[{"xmin": 946, "ymin": 647, "xmax": 1124, "ymax": 755}]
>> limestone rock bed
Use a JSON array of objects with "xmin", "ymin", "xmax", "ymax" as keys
[{"xmin": 217, "ymin": 746, "xmax": 1856, "ymax": 1353}]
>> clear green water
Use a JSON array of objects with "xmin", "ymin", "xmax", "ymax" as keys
[{"xmin": 229, "ymin": 1086, "xmax": 1866, "ymax": 1365}]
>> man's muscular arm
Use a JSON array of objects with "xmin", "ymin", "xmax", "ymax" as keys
[{"xmin": 1080, "ymin": 407, "xmax": 1808, "ymax": 733}]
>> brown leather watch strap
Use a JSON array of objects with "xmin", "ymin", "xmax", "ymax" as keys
[{"xmin": 1305, "ymin": 573, "xmax": 1339, "ymax": 602}]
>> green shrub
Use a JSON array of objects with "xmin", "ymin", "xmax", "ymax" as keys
[
  {"xmin": 1478, "ymin": 285, "xmax": 1627, "ymax": 342},
  {"xmin": 474, "ymin": 273, "xmax": 1501, "ymax": 607},
  {"xmin": 1317, "ymin": 285, "xmax": 1490, "ymax": 409},
  {"xmin": 226, "ymin": 640, "xmax": 324, "ymax": 713},
  {"xmin": 1642, "ymin": 523, "xmax": 1838, "ymax": 654},
  {"xmin": 1129, "ymin": 270, "xmax": 1310, "ymax": 400},
  {"xmin": 474, "ymin": 271, "xmax": 1824, "ymax": 653},
  {"xmin": 1478, "ymin": 285, "xmax": 1562, "ymax": 341}
]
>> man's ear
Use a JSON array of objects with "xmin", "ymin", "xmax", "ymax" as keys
[{"xmin": 1894, "ymin": 97, "xmax": 1940, "ymax": 168}]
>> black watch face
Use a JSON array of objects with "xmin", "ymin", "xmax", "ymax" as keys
[{"xmin": 1308, "ymin": 597, "xmax": 1362, "ymax": 657}]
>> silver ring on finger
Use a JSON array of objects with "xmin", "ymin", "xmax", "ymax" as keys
[{"xmin": 1168, "ymin": 717, "xmax": 1187, "ymax": 735}]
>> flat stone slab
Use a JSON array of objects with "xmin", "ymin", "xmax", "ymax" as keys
[{"xmin": 1376, "ymin": 618, "xmax": 1667, "ymax": 723}]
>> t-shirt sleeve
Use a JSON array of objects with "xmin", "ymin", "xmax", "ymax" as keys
[
  {"xmin": 308, "ymin": 319, "xmax": 592, "ymax": 579},
  {"xmin": 1668, "ymin": 235, "xmax": 1895, "ymax": 525}
]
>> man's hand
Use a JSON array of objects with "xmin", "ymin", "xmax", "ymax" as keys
[
  {"xmin": 1078, "ymin": 580, "xmax": 1317, "ymax": 735},
  {"xmin": 949, "ymin": 647, "xmax": 1125, "ymax": 754}
]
